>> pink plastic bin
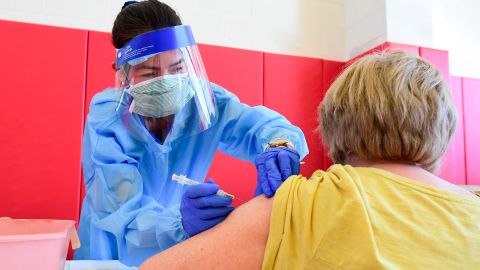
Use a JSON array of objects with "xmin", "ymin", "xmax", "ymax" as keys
[{"xmin": 0, "ymin": 217, "xmax": 80, "ymax": 270}]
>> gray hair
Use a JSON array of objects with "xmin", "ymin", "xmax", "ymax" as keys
[{"xmin": 319, "ymin": 51, "xmax": 457, "ymax": 173}]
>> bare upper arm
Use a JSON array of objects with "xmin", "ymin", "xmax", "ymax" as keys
[{"xmin": 139, "ymin": 195, "xmax": 273, "ymax": 270}]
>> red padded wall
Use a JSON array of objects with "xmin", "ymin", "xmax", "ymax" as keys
[
  {"xmin": 198, "ymin": 44, "xmax": 263, "ymax": 105},
  {"xmin": 80, "ymin": 31, "xmax": 116, "ymax": 210},
  {"xmin": 200, "ymin": 44, "xmax": 263, "ymax": 205},
  {"xmin": 420, "ymin": 48, "xmax": 465, "ymax": 183},
  {"xmin": 0, "ymin": 20, "xmax": 86, "ymax": 221},
  {"xmin": 85, "ymin": 31, "xmax": 116, "ymax": 117},
  {"xmin": 264, "ymin": 53, "xmax": 326, "ymax": 177},
  {"xmin": 463, "ymin": 78, "xmax": 480, "ymax": 185},
  {"xmin": 444, "ymin": 77, "xmax": 467, "ymax": 184}
]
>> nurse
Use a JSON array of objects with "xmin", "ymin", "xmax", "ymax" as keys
[{"xmin": 75, "ymin": 0, "xmax": 308, "ymax": 266}]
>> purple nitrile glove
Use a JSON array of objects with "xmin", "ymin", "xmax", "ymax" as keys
[
  {"xmin": 254, "ymin": 147, "xmax": 300, "ymax": 197},
  {"xmin": 180, "ymin": 179, "xmax": 234, "ymax": 237}
]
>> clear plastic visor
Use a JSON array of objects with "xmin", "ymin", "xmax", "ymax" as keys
[{"xmin": 115, "ymin": 44, "xmax": 216, "ymax": 132}]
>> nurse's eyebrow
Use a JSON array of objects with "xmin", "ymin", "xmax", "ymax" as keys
[
  {"xmin": 137, "ymin": 65, "xmax": 160, "ymax": 70},
  {"xmin": 168, "ymin": 59, "xmax": 185, "ymax": 68}
]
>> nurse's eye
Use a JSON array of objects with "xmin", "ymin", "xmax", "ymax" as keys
[
  {"xmin": 169, "ymin": 66, "xmax": 184, "ymax": 74},
  {"xmin": 140, "ymin": 73, "xmax": 156, "ymax": 78}
]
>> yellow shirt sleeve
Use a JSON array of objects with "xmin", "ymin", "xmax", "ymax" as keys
[{"xmin": 262, "ymin": 165, "xmax": 381, "ymax": 269}]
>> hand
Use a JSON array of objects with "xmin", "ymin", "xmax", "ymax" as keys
[
  {"xmin": 255, "ymin": 147, "xmax": 300, "ymax": 197},
  {"xmin": 180, "ymin": 179, "xmax": 234, "ymax": 237}
]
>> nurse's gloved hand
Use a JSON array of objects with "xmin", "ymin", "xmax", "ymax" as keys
[
  {"xmin": 255, "ymin": 147, "xmax": 300, "ymax": 197},
  {"xmin": 180, "ymin": 179, "xmax": 234, "ymax": 237}
]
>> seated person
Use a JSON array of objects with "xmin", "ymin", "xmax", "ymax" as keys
[{"xmin": 139, "ymin": 51, "xmax": 480, "ymax": 270}]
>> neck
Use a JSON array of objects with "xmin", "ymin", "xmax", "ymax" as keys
[
  {"xmin": 145, "ymin": 115, "xmax": 175, "ymax": 143},
  {"xmin": 348, "ymin": 158, "xmax": 475, "ymax": 197},
  {"xmin": 351, "ymin": 159, "xmax": 418, "ymax": 168}
]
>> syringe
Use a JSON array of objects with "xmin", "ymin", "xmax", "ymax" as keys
[{"xmin": 172, "ymin": 174, "xmax": 235, "ymax": 199}]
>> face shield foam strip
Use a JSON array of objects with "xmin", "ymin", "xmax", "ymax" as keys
[{"xmin": 115, "ymin": 25, "xmax": 196, "ymax": 68}]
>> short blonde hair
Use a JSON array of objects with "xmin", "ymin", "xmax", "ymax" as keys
[{"xmin": 319, "ymin": 51, "xmax": 457, "ymax": 172}]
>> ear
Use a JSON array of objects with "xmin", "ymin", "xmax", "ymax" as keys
[
  {"xmin": 115, "ymin": 69, "xmax": 127, "ymax": 89},
  {"xmin": 111, "ymin": 61, "xmax": 119, "ymax": 71}
]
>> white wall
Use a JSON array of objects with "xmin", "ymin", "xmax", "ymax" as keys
[
  {"xmin": 445, "ymin": 0, "xmax": 480, "ymax": 79},
  {"xmin": 0, "ymin": 0, "xmax": 117, "ymax": 32},
  {"xmin": 163, "ymin": 0, "xmax": 345, "ymax": 61},
  {"xmin": 385, "ymin": 0, "xmax": 480, "ymax": 79},
  {"xmin": 344, "ymin": 0, "xmax": 386, "ymax": 59},
  {"xmin": 385, "ymin": 0, "xmax": 435, "ymax": 49},
  {"xmin": 1, "ymin": 0, "xmax": 480, "ymax": 78},
  {"xmin": 0, "ymin": 0, "xmax": 345, "ymax": 61}
]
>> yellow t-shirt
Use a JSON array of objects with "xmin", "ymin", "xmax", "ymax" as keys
[{"xmin": 262, "ymin": 164, "xmax": 480, "ymax": 270}]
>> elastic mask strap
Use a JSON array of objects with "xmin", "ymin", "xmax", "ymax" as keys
[{"xmin": 116, "ymin": 65, "xmax": 132, "ymax": 112}]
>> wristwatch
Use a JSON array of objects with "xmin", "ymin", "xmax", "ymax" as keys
[{"xmin": 265, "ymin": 139, "xmax": 294, "ymax": 150}]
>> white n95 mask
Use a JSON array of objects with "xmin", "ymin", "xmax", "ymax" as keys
[{"xmin": 127, "ymin": 74, "xmax": 194, "ymax": 118}]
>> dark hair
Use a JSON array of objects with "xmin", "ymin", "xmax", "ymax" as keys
[{"xmin": 112, "ymin": 0, "xmax": 182, "ymax": 49}]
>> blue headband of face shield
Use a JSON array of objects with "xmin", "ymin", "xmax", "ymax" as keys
[{"xmin": 115, "ymin": 25, "xmax": 196, "ymax": 68}]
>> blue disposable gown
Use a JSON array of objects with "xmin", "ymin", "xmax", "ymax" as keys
[{"xmin": 74, "ymin": 83, "xmax": 308, "ymax": 266}]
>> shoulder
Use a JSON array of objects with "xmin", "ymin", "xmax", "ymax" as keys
[
  {"xmin": 89, "ymin": 88, "xmax": 123, "ymax": 111},
  {"xmin": 278, "ymin": 165, "xmax": 366, "ymax": 196},
  {"xmin": 316, "ymin": 164, "xmax": 372, "ymax": 182},
  {"xmin": 86, "ymin": 88, "xmax": 124, "ymax": 125},
  {"xmin": 210, "ymin": 83, "xmax": 240, "ymax": 104}
]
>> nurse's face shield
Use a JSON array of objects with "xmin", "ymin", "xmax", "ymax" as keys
[{"xmin": 115, "ymin": 25, "xmax": 216, "ymax": 131}]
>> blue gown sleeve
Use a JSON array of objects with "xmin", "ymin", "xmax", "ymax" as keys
[
  {"xmin": 212, "ymin": 84, "xmax": 309, "ymax": 161},
  {"xmin": 81, "ymin": 92, "xmax": 188, "ymax": 266}
]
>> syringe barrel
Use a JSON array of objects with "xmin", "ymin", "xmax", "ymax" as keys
[{"xmin": 216, "ymin": 190, "xmax": 235, "ymax": 199}]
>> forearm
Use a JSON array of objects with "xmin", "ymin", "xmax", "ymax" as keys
[
  {"xmin": 140, "ymin": 195, "xmax": 273, "ymax": 270},
  {"xmin": 214, "ymin": 85, "xmax": 308, "ymax": 161}
]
